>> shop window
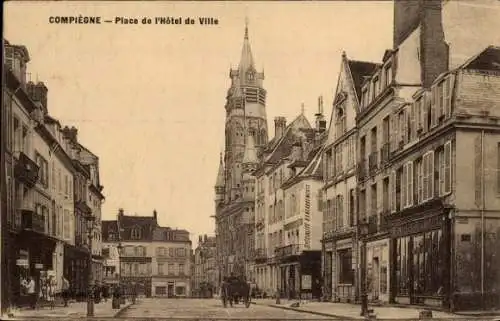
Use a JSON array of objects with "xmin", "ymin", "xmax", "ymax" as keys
[
  {"xmin": 338, "ymin": 249, "xmax": 354, "ymax": 284},
  {"xmin": 175, "ymin": 286, "xmax": 186, "ymax": 296}
]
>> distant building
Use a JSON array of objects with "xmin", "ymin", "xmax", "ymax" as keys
[
  {"xmin": 192, "ymin": 235, "xmax": 217, "ymax": 297},
  {"xmin": 102, "ymin": 209, "xmax": 192, "ymax": 298}
]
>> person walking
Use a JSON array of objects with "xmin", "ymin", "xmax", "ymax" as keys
[
  {"xmin": 22, "ymin": 277, "xmax": 37, "ymax": 309},
  {"xmin": 62, "ymin": 277, "xmax": 70, "ymax": 307},
  {"xmin": 47, "ymin": 275, "xmax": 56, "ymax": 309}
]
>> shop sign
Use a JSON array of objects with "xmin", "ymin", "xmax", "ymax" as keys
[
  {"xmin": 16, "ymin": 259, "xmax": 28, "ymax": 266},
  {"xmin": 34, "ymin": 263, "xmax": 44, "ymax": 269},
  {"xmin": 301, "ymin": 275, "xmax": 312, "ymax": 290}
]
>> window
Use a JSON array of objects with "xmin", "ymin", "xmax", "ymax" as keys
[
  {"xmin": 416, "ymin": 159, "xmax": 423, "ymax": 203},
  {"xmin": 35, "ymin": 153, "xmax": 48, "ymax": 188},
  {"xmin": 176, "ymin": 248, "xmax": 186, "ymax": 257},
  {"xmin": 443, "ymin": 76, "xmax": 452, "ymax": 118},
  {"xmin": 370, "ymin": 184, "xmax": 377, "ymax": 216},
  {"xmin": 348, "ymin": 189, "xmax": 355, "ymax": 227},
  {"xmin": 338, "ymin": 249, "xmax": 354, "ymax": 284},
  {"xmin": 168, "ymin": 263, "xmax": 175, "ymax": 275},
  {"xmin": 383, "ymin": 177, "xmax": 389, "ymax": 212},
  {"xmin": 384, "ymin": 64, "xmax": 392, "ymax": 87},
  {"xmin": 169, "ymin": 248, "xmax": 174, "ymax": 257},
  {"xmin": 63, "ymin": 209, "xmax": 71, "ymax": 240},
  {"xmin": 372, "ymin": 76, "xmax": 379, "ymax": 100},
  {"xmin": 175, "ymin": 286, "xmax": 186, "ymax": 296},
  {"xmin": 131, "ymin": 227, "xmax": 142, "ymax": 240},
  {"xmin": 179, "ymin": 264, "xmax": 185, "ymax": 275},
  {"xmin": 336, "ymin": 107, "xmax": 346, "ymax": 138},
  {"xmin": 422, "ymin": 151, "xmax": 435, "ymax": 201},
  {"xmin": 402, "ymin": 162, "xmax": 414, "ymax": 208},
  {"xmin": 359, "ymin": 189, "xmax": 366, "ymax": 221},
  {"xmin": 336, "ymin": 195, "xmax": 343, "ymax": 229},
  {"xmin": 444, "ymin": 141, "xmax": 451, "ymax": 194},
  {"xmin": 361, "ymin": 88, "xmax": 368, "ymax": 108}
]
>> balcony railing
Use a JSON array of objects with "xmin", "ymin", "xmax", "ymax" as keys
[
  {"xmin": 380, "ymin": 143, "xmax": 390, "ymax": 165},
  {"xmin": 368, "ymin": 152, "xmax": 378, "ymax": 175},
  {"xmin": 379, "ymin": 211, "xmax": 390, "ymax": 232},
  {"xmin": 357, "ymin": 159, "xmax": 367, "ymax": 180},
  {"xmin": 14, "ymin": 152, "xmax": 39, "ymax": 188},
  {"xmin": 254, "ymin": 248, "xmax": 267, "ymax": 260},
  {"xmin": 21, "ymin": 210, "xmax": 45, "ymax": 234},
  {"xmin": 274, "ymin": 244, "xmax": 300, "ymax": 258}
]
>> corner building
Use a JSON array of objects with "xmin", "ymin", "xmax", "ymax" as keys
[
  {"xmin": 214, "ymin": 24, "xmax": 268, "ymax": 284},
  {"xmin": 357, "ymin": 0, "xmax": 500, "ymax": 311}
]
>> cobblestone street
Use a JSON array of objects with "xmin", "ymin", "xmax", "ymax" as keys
[{"xmin": 119, "ymin": 298, "xmax": 334, "ymax": 319}]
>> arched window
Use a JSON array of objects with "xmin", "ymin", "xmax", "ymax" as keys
[{"xmin": 259, "ymin": 129, "xmax": 266, "ymax": 146}]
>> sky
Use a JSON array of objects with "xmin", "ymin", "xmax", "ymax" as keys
[{"xmin": 4, "ymin": 1, "xmax": 393, "ymax": 247}]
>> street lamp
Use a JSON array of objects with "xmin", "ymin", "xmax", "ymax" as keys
[
  {"xmin": 85, "ymin": 214, "xmax": 95, "ymax": 317},
  {"xmin": 358, "ymin": 219, "xmax": 369, "ymax": 317},
  {"xmin": 116, "ymin": 243, "xmax": 123, "ymax": 303}
]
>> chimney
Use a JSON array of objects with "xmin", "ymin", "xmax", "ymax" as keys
[
  {"xmin": 62, "ymin": 126, "xmax": 78, "ymax": 143},
  {"xmin": 204, "ymin": 235, "xmax": 208, "ymax": 242},
  {"xmin": 199, "ymin": 235, "xmax": 202, "ymax": 243},
  {"xmin": 274, "ymin": 117, "xmax": 286, "ymax": 140},
  {"xmin": 26, "ymin": 81, "xmax": 48, "ymax": 113},
  {"xmin": 291, "ymin": 142, "xmax": 303, "ymax": 161},
  {"xmin": 153, "ymin": 209, "xmax": 157, "ymax": 220},
  {"xmin": 393, "ymin": 0, "xmax": 422, "ymax": 49},
  {"xmin": 118, "ymin": 208, "xmax": 124, "ymax": 218},
  {"xmin": 315, "ymin": 96, "xmax": 326, "ymax": 133}
]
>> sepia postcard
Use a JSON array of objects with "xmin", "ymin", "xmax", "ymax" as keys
[{"xmin": 2, "ymin": 0, "xmax": 500, "ymax": 320}]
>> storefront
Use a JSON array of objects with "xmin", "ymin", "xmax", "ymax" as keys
[
  {"xmin": 365, "ymin": 238, "xmax": 390, "ymax": 303},
  {"xmin": 323, "ymin": 231, "xmax": 358, "ymax": 303},
  {"xmin": 121, "ymin": 276, "xmax": 152, "ymax": 297},
  {"xmin": 63, "ymin": 244, "xmax": 90, "ymax": 300},
  {"xmin": 388, "ymin": 199, "xmax": 452, "ymax": 309},
  {"xmin": 14, "ymin": 225, "xmax": 57, "ymax": 307},
  {"xmin": 277, "ymin": 247, "xmax": 321, "ymax": 300}
]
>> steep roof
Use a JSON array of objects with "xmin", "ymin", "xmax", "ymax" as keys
[
  {"xmin": 461, "ymin": 45, "xmax": 500, "ymax": 72},
  {"xmin": 347, "ymin": 59, "xmax": 381, "ymax": 100},
  {"xmin": 264, "ymin": 114, "xmax": 312, "ymax": 164}
]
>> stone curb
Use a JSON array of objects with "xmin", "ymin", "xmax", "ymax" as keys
[
  {"xmin": 251, "ymin": 301, "xmax": 357, "ymax": 320},
  {"xmin": 113, "ymin": 300, "xmax": 135, "ymax": 318}
]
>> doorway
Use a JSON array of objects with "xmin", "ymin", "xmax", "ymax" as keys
[{"xmin": 372, "ymin": 257, "xmax": 380, "ymax": 300}]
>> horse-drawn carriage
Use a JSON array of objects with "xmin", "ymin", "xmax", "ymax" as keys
[{"xmin": 220, "ymin": 274, "xmax": 251, "ymax": 308}]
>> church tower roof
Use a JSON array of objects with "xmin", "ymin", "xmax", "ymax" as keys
[
  {"xmin": 238, "ymin": 19, "xmax": 255, "ymax": 73},
  {"xmin": 215, "ymin": 153, "xmax": 225, "ymax": 188},
  {"xmin": 242, "ymin": 134, "xmax": 258, "ymax": 165}
]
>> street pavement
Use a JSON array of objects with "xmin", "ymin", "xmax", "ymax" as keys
[
  {"xmin": 253, "ymin": 298, "xmax": 499, "ymax": 320},
  {"xmin": 4, "ymin": 299, "xmax": 133, "ymax": 320},
  {"xmin": 120, "ymin": 298, "xmax": 335, "ymax": 319}
]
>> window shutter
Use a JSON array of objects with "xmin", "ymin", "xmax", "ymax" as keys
[
  {"xmin": 430, "ymin": 86, "xmax": 436, "ymax": 128},
  {"xmin": 445, "ymin": 75, "xmax": 454, "ymax": 118},
  {"xmin": 410, "ymin": 103, "xmax": 416, "ymax": 142},
  {"xmin": 407, "ymin": 162, "xmax": 414, "ymax": 206},
  {"xmin": 417, "ymin": 161, "xmax": 422, "ymax": 203},
  {"xmin": 429, "ymin": 151, "xmax": 435, "ymax": 198},
  {"xmin": 444, "ymin": 141, "xmax": 452, "ymax": 193},
  {"xmin": 390, "ymin": 170, "xmax": 396, "ymax": 213},
  {"xmin": 423, "ymin": 93, "xmax": 429, "ymax": 133},
  {"xmin": 401, "ymin": 165, "xmax": 407, "ymax": 208},
  {"xmin": 390, "ymin": 115, "xmax": 396, "ymax": 152}
]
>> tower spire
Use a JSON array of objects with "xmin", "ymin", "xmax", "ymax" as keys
[
  {"xmin": 238, "ymin": 18, "xmax": 254, "ymax": 72},
  {"xmin": 215, "ymin": 153, "xmax": 225, "ymax": 188}
]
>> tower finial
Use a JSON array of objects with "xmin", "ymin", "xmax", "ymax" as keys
[
  {"xmin": 301, "ymin": 103, "xmax": 305, "ymax": 115},
  {"xmin": 244, "ymin": 15, "xmax": 249, "ymax": 39}
]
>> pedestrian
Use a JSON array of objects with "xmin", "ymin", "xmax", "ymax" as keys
[
  {"xmin": 22, "ymin": 276, "xmax": 37, "ymax": 309},
  {"xmin": 47, "ymin": 275, "xmax": 56, "ymax": 309},
  {"xmin": 62, "ymin": 276, "xmax": 70, "ymax": 307}
]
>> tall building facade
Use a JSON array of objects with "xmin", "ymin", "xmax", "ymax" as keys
[
  {"xmin": 350, "ymin": 0, "xmax": 500, "ymax": 312},
  {"xmin": 214, "ymin": 23, "xmax": 268, "ymax": 284},
  {"xmin": 321, "ymin": 53, "xmax": 378, "ymax": 303},
  {"xmin": 253, "ymin": 108, "xmax": 326, "ymax": 297}
]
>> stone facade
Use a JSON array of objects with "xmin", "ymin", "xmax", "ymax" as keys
[{"xmin": 192, "ymin": 235, "xmax": 217, "ymax": 297}]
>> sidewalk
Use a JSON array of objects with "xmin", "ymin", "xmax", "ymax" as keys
[
  {"xmin": 253, "ymin": 298, "xmax": 477, "ymax": 320},
  {"xmin": 3, "ymin": 299, "xmax": 133, "ymax": 319}
]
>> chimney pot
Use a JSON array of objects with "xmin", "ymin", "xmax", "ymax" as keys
[{"xmin": 274, "ymin": 117, "xmax": 287, "ymax": 140}]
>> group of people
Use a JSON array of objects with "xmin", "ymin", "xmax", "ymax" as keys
[{"xmin": 21, "ymin": 275, "xmax": 71, "ymax": 310}]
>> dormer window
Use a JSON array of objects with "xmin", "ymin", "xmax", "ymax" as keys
[
  {"xmin": 384, "ymin": 63, "xmax": 392, "ymax": 87},
  {"xmin": 335, "ymin": 106, "xmax": 346, "ymax": 138},
  {"xmin": 247, "ymin": 71, "xmax": 255, "ymax": 81},
  {"xmin": 372, "ymin": 76, "xmax": 379, "ymax": 100},
  {"xmin": 131, "ymin": 226, "xmax": 142, "ymax": 240}
]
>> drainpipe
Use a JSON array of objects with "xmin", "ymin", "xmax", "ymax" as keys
[{"xmin": 480, "ymin": 130, "xmax": 485, "ymax": 309}]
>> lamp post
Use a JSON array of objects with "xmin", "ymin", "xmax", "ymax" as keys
[
  {"xmin": 359, "ymin": 219, "xmax": 369, "ymax": 317},
  {"xmin": 85, "ymin": 214, "xmax": 95, "ymax": 317},
  {"xmin": 116, "ymin": 243, "xmax": 123, "ymax": 303}
]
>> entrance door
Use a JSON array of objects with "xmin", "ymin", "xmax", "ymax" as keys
[
  {"xmin": 289, "ymin": 266, "xmax": 296, "ymax": 299},
  {"xmin": 372, "ymin": 257, "xmax": 380, "ymax": 300},
  {"xmin": 167, "ymin": 283, "xmax": 174, "ymax": 297}
]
